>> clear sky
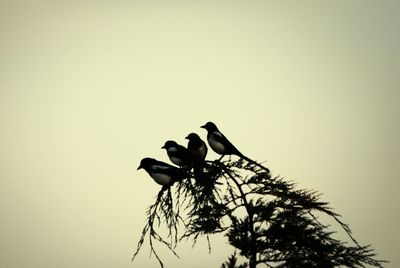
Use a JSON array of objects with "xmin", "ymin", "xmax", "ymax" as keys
[{"xmin": 0, "ymin": 1, "xmax": 399, "ymax": 267}]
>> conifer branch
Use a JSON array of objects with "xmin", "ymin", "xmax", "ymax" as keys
[{"xmin": 133, "ymin": 156, "xmax": 387, "ymax": 267}]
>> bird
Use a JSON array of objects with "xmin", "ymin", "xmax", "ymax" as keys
[
  {"xmin": 161, "ymin": 140, "xmax": 194, "ymax": 167},
  {"xmin": 185, "ymin": 133, "xmax": 208, "ymax": 163},
  {"xmin": 201, "ymin": 121, "xmax": 270, "ymax": 173},
  {"xmin": 137, "ymin": 157, "xmax": 183, "ymax": 186},
  {"xmin": 185, "ymin": 133, "xmax": 208, "ymax": 183},
  {"xmin": 201, "ymin": 122, "xmax": 243, "ymax": 157}
]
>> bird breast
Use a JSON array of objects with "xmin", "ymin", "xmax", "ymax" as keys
[{"xmin": 150, "ymin": 172, "xmax": 172, "ymax": 186}]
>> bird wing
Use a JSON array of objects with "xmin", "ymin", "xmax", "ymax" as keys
[
  {"xmin": 151, "ymin": 160, "xmax": 174, "ymax": 170},
  {"xmin": 175, "ymin": 144, "xmax": 194, "ymax": 160},
  {"xmin": 212, "ymin": 131, "xmax": 242, "ymax": 156},
  {"xmin": 151, "ymin": 161, "xmax": 183, "ymax": 178}
]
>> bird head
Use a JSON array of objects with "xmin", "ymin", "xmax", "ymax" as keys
[
  {"xmin": 161, "ymin": 140, "xmax": 177, "ymax": 149},
  {"xmin": 201, "ymin": 121, "xmax": 218, "ymax": 132},
  {"xmin": 185, "ymin": 133, "xmax": 201, "ymax": 142},
  {"xmin": 137, "ymin": 157, "xmax": 154, "ymax": 170}
]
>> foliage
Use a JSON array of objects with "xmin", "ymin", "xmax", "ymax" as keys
[{"xmin": 132, "ymin": 157, "xmax": 386, "ymax": 268}]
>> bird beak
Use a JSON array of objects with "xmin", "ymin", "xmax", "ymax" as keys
[
  {"xmin": 185, "ymin": 135, "xmax": 189, "ymax": 139},
  {"xmin": 161, "ymin": 145, "xmax": 165, "ymax": 149},
  {"xmin": 200, "ymin": 124, "xmax": 206, "ymax": 129},
  {"xmin": 137, "ymin": 164, "xmax": 142, "ymax": 170}
]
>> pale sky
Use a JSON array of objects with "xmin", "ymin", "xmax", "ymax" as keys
[{"xmin": 0, "ymin": 1, "xmax": 399, "ymax": 267}]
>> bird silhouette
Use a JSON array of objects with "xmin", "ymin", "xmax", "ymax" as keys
[
  {"xmin": 137, "ymin": 157, "xmax": 182, "ymax": 186},
  {"xmin": 185, "ymin": 133, "xmax": 207, "ymax": 163},
  {"xmin": 201, "ymin": 122, "xmax": 243, "ymax": 157},
  {"xmin": 201, "ymin": 122, "xmax": 270, "ymax": 173},
  {"xmin": 161, "ymin": 140, "xmax": 194, "ymax": 167},
  {"xmin": 185, "ymin": 133, "xmax": 208, "ymax": 182}
]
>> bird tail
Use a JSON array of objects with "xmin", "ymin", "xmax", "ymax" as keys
[{"xmin": 239, "ymin": 153, "xmax": 270, "ymax": 174}]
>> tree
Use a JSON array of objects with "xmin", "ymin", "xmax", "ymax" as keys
[{"xmin": 132, "ymin": 154, "xmax": 386, "ymax": 267}]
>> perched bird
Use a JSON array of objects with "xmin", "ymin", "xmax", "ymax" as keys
[
  {"xmin": 201, "ymin": 121, "xmax": 270, "ymax": 173},
  {"xmin": 201, "ymin": 122, "xmax": 243, "ymax": 157},
  {"xmin": 185, "ymin": 133, "xmax": 208, "ymax": 163},
  {"xmin": 185, "ymin": 133, "xmax": 208, "ymax": 183},
  {"xmin": 137, "ymin": 157, "xmax": 182, "ymax": 186},
  {"xmin": 161, "ymin": 140, "xmax": 194, "ymax": 167}
]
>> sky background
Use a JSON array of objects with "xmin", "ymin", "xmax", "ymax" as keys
[{"xmin": 0, "ymin": 1, "xmax": 399, "ymax": 267}]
